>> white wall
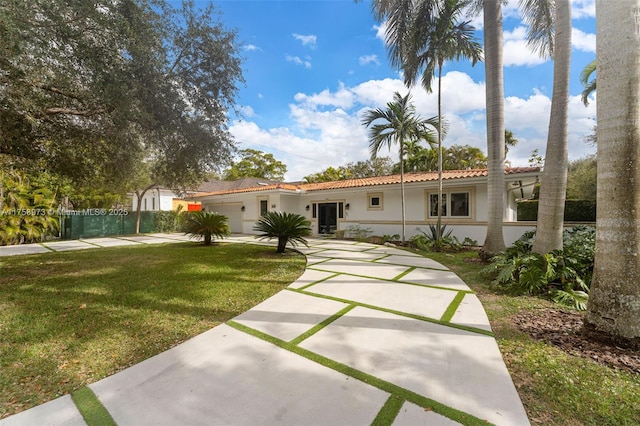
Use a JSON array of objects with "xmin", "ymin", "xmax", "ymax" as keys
[{"xmin": 132, "ymin": 189, "xmax": 177, "ymax": 211}]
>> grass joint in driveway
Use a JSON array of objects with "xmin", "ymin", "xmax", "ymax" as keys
[
  {"xmin": 71, "ymin": 387, "xmax": 116, "ymax": 426},
  {"xmin": 226, "ymin": 320, "xmax": 492, "ymax": 426}
]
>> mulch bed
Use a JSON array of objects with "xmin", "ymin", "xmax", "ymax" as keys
[{"xmin": 513, "ymin": 308, "xmax": 640, "ymax": 375}]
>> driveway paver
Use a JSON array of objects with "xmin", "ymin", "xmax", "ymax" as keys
[{"xmin": 0, "ymin": 234, "xmax": 529, "ymax": 426}]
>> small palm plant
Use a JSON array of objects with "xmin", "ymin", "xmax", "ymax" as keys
[
  {"xmin": 253, "ymin": 211, "xmax": 311, "ymax": 254},
  {"xmin": 183, "ymin": 211, "xmax": 230, "ymax": 246}
]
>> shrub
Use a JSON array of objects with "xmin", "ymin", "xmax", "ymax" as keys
[
  {"xmin": 344, "ymin": 225, "xmax": 373, "ymax": 242},
  {"xmin": 517, "ymin": 199, "xmax": 596, "ymax": 222},
  {"xmin": 410, "ymin": 224, "xmax": 462, "ymax": 252},
  {"xmin": 154, "ymin": 206, "xmax": 185, "ymax": 233},
  {"xmin": 253, "ymin": 211, "xmax": 312, "ymax": 253},
  {"xmin": 381, "ymin": 234, "xmax": 400, "ymax": 243},
  {"xmin": 484, "ymin": 226, "xmax": 595, "ymax": 310},
  {"xmin": 183, "ymin": 211, "xmax": 230, "ymax": 245}
]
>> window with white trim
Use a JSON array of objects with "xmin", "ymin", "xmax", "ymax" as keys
[
  {"xmin": 367, "ymin": 192, "xmax": 383, "ymax": 210},
  {"xmin": 428, "ymin": 191, "xmax": 470, "ymax": 218}
]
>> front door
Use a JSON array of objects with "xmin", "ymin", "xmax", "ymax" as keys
[{"xmin": 318, "ymin": 203, "xmax": 337, "ymax": 234}]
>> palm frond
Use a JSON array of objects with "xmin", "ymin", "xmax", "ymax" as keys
[{"xmin": 519, "ymin": 0, "xmax": 554, "ymax": 58}]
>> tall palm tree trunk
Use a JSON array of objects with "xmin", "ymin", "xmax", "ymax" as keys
[
  {"xmin": 584, "ymin": 0, "xmax": 640, "ymax": 349},
  {"xmin": 532, "ymin": 0, "xmax": 571, "ymax": 254},
  {"xmin": 400, "ymin": 143, "xmax": 406, "ymax": 244},
  {"xmin": 481, "ymin": 0, "xmax": 506, "ymax": 258},
  {"xmin": 436, "ymin": 60, "xmax": 444, "ymax": 242}
]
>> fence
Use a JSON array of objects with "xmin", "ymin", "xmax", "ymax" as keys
[{"xmin": 60, "ymin": 210, "xmax": 156, "ymax": 240}]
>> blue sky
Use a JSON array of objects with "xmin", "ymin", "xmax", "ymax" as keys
[{"xmin": 211, "ymin": 0, "xmax": 597, "ymax": 181}]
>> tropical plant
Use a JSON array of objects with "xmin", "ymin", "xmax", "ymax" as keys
[
  {"xmin": 183, "ymin": 211, "xmax": 230, "ymax": 246},
  {"xmin": 253, "ymin": 211, "xmax": 311, "ymax": 254},
  {"xmin": 410, "ymin": 224, "xmax": 461, "ymax": 252},
  {"xmin": 585, "ymin": 0, "xmax": 640, "ymax": 349},
  {"xmin": 382, "ymin": 234, "xmax": 401, "ymax": 243},
  {"xmin": 580, "ymin": 59, "xmax": 596, "ymax": 106},
  {"xmin": 402, "ymin": 0, "xmax": 483, "ymax": 241},
  {"xmin": 477, "ymin": 0, "xmax": 508, "ymax": 258},
  {"xmin": 373, "ymin": 0, "xmax": 482, "ymax": 243},
  {"xmin": 362, "ymin": 91, "xmax": 438, "ymax": 244},
  {"xmin": 485, "ymin": 226, "xmax": 595, "ymax": 310},
  {"xmin": 518, "ymin": 0, "xmax": 572, "ymax": 255},
  {"xmin": 1, "ymin": 169, "xmax": 59, "ymax": 245}
]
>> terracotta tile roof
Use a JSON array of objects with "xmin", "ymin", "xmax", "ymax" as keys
[
  {"xmin": 193, "ymin": 183, "xmax": 300, "ymax": 197},
  {"xmin": 192, "ymin": 167, "xmax": 539, "ymax": 198},
  {"xmin": 299, "ymin": 167, "xmax": 538, "ymax": 192}
]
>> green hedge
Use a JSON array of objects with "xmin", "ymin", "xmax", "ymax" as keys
[{"xmin": 517, "ymin": 200, "xmax": 596, "ymax": 222}]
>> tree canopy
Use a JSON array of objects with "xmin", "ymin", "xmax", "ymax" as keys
[
  {"xmin": 1, "ymin": 0, "xmax": 244, "ymax": 191},
  {"xmin": 223, "ymin": 149, "xmax": 287, "ymax": 181},
  {"xmin": 396, "ymin": 144, "xmax": 487, "ymax": 173},
  {"xmin": 303, "ymin": 158, "xmax": 394, "ymax": 183}
]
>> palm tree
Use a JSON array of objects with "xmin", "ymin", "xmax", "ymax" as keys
[
  {"xmin": 376, "ymin": 0, "xmax": 483, "ymax": 242},
  {"xmin": 371, "ymin": 0, "xmax": 506, "ymax": 255},
  {"xmin": 580, "ymin": 59, "xmax": 596, "ymax": 106},
  {"xmin": 183, "ymin": 211, "xmax": 231, "ymax": 246},
  {"xmin": 362, "ymin": 92, "xmax": 434, "ymax": 243},
  {"xmin": 253, "ymin": 211, "xmax": 312, "ymax": 254},
  {"xmin": 478, "ymin": 0, "xmax": 507, "ymax": 258},
  {"xmin": 584, "ymin": 0, "xmax": 640, "ymax": 350},
  {"xmin": 519, "ymin": 0, "xmax": 572, "ymax": 255}
]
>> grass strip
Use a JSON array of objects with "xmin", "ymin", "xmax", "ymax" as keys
[
  {"xmin": 371, "ymin": 254, "xmax": 391, "ymax": 262},
  {"xmin": 371, "ymin": 394, "xmax": 405, "ymax": 426},
  {"xmin": 440, "ymin": 291, "xmax": 467, "ymax": 323},
  {"xmin": 286, "ymin": 288, "xmax": 493, "ymax": 337},
  {"xmin": 307, "ymin": 267, "xmax": 471, "ymax": 294},
  {"xmin": 289, "ymin": 304, "xmax": 356, "ymax": 345},
  {"xmin": 71, "ymin": 387, "xmax": 117, "ymax": 426},
  {"xmin": 227, "ymin": 320, "xmax": 492, "ymax": 426},
  {"xmin": 296, "ymin": 272, "xmax": 341, "ymax": 291},
  {"xmin": 391, "ymin": 267, "xmax": 416, "ymax": 281}
]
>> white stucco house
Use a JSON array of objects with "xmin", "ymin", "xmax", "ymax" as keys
[
  {"xmin": 191, "ymin": 167, "xmax": 541, "ymax": 246},
  {"xmin": 131, "ymin": 187, "xmax": 178, "ymax": 211}
]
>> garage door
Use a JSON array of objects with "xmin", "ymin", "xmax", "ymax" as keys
[{"xmin": 207, "ymin": 204, "xmax": 242, "ymax": 233}]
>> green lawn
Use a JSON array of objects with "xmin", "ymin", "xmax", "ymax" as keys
[
  {"xmin": 426, "ymin": 250, "xmax": 640, "ymax": 426},
  {"xmin": 0, "ymin": 242, "xmax": 305, "ymax": 419},
  {"xmin": 2, "ymin": 242, "xmax": 638, "ymax": 424}
]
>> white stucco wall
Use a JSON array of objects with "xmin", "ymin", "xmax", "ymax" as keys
[
  {"xmin": 193, "ymin": 171, "xmax": 541, "ymax": 246},
  {"xmin": 132, "ymin": 189, "xmax": 177, "ymax": 211}
]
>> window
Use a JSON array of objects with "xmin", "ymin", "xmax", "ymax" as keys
[
  {"xmin": 338, "ymin": 202, "xmax": 344, "ymax": 219},
  {"xmin": 367, "ymin": 193, "xmax": 383, "ymax": 210},
  {"xmin": 450, "ymin": 192, "xmax": 469, "ymax": 217},
  {"xmin": 259, "ymin": 199, "xmax": 268, "ymax": 216},
  {"xmin": 152, "ymin": 197, "xmax": 156, "ymax": 211},
  {"xmin": 428, "ymin": 191, "xmax": 470, "ymax": 218},
  {"xmin": 312, "ymin": 203, "xmax": 317, "ymax": 219}
]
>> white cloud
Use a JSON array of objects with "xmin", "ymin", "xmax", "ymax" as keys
[
  {"xmin": 239, "ymin": 105, "xmax": 256, "ymax": 118},
  {"xmin": 231, "ymin": 71, "xmax": 596, "ymax": 180},
  {"xmin": 285, "ymin": 54, "xmax": 311, "ymax": 69},
  {"xmin": 373, "ymin": 23, "xmax": 387, "ymax": 44},
  {"xmin": 572, "ymin": 28, "xmax": 596, "ymax": 53},
  {"xmin": 571, "ymin": 0, "xmax": 596, "ymax": 19},
  {"xmin": 243, "ymin": 44, "xmax": 262, "ymax": 52},
  {"xmin": 294, "ymin": 83, "xmax": 354, "ymax": 109},
  {"xmin": 292, "ymin": 33, "xmax": 317, "ymax": 48},
  {"xmin": 503, "ymin": 26, "xmax": 548, "ymax": 67},
  {"xmin": 359, "ymin": 54, "xmax": 380, "ymax": 66}
]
